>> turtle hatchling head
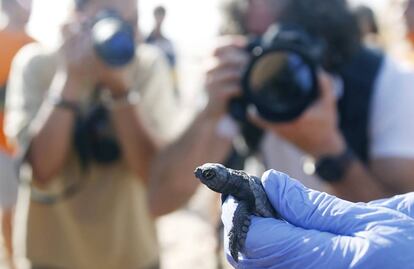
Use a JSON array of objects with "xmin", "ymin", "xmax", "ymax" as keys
[{"xmin": 194, "ymin": 163, "xmax": 230, "ymax": 193}]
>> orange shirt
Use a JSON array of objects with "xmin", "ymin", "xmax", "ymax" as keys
[{"xmin": 0, "ymin": 30, "xmax": 34, "ymax": 154}]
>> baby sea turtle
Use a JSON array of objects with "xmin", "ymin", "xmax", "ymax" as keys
[{"xmin": 194, "ymin": 163, "xmax": 280, "ymax": 262}]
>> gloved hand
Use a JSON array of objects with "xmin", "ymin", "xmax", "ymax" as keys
[{"xmin": 222, "ymin": 170, "xmax": 414, "ymax": 269}]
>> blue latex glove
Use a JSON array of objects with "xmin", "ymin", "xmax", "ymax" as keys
[{"xmin": 222, "ymin": 170, "xmax": 414, "ymax": 269}]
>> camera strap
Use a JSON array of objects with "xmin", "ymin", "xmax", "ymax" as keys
[{"xmin": 73, "ymin": 86, "xmax": 121, "ymax": 170}]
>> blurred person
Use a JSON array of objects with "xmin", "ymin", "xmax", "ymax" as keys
[
  {"xmin": 3, "ymin": 0, "xmax": 190, "ymax": 268},
  {"xmin": 0, "ymin": 0, "xmax": 33, "ymax": 266},
  {"xmin": 146, "ymin": 6, "xmax": 176, "ymax": 69},
  {"xmin": 209, "ymin": 0, "xmax": 414, "ymax": 202},
  {"xmin": 150, "ymin": 1, "xmax": 414, "ymax": 267},
  {"xmin": 353, "ymin": 5, "xmax": 382, "ymax": 49},
  {"xmin": 145, "ymin": 6, "xmax": 178, "ymax": 94},
  {"xmin": 219, "ymin": 0, "xmax": 282, "ymax": 37},
  {"xmin": 151, "ymin": 0, "xmax": 414, "ymax": 239},
  {"xmin": 150, "ymin": 0, "xmax": 414, "ymax": 228}
]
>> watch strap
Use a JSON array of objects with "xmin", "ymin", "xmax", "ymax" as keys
[
  {"xmin": 49, "ymin": 96, "xmax": 80, "ymax": 114},
  {"xmin": 315, "ymin": 147, "xmax": 355, "ymax": 182}
]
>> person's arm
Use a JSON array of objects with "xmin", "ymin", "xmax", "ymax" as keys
[
  {"xmin": 148, "ymin": 111, "xmax": 233, "ymax": 217},
  {"xmin": 327, "ymin": 157, "xmax": 393, "ymax": 201},
  {"xmin": 99, "ymin": 48, "xmax": 177, "ymax": 184},
  {"xmin": 148, "ymin": 37, "xmax": 248, "ymax": 217},
  {"xmin": 106, "ymin": 86, "xmax": 159, "ymax": 183},
  {"xmin": 4, "ymin": 42, "xmax": 90, "ymax": 186},
  {"xmin": 27, "ymin": 72, "xmax": 82, "ymax": 185},
  {"xmin": 22, "ymin": 26, "xmax": 100, "ymax": 185},
  {"xmin": 221, "ymin": 170, "xmax": 414, "ymax": 268}
]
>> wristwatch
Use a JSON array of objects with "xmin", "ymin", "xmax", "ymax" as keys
[
  {"xmin": 48, "ymin": 95, "xmax": 80, "ymax": 114},
  {"xmin": 315, "ymin": 148, "xmax": 355, "ymax": 182}
]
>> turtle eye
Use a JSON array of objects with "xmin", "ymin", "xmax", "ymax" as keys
[{"xmin": 202, "ymin": 169, "xmax": 216, "ymax": 180}]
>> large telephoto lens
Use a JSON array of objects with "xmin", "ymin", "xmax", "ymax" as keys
[
  {"xmin": 92, "ymin": 10, "xmax": 135, "ymax": 67},
  {"xmin": 243, "ymin": 48, "xmax": 319, "ymax": 122}
]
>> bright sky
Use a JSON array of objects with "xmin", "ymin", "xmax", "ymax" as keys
[
  {"xmin": 28, "ymin": 0, "xmax": 390, "ymax": 49},
  {"xmin": 26, "ymin": 0, "xmax": 398, "ymax": 94},
  {"xmin": 27, "ymin": 0, "xmax": 223, "ymax": 52}
]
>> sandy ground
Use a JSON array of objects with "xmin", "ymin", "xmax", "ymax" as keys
[{"xmin": 157, "ymin": 186, "xmax": 231, "ymax": 269}]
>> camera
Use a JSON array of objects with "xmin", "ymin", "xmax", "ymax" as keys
[
  {"xmin": 91, "ymin": 9, "xmax": 136, "ymax": 67},
  {"xmin": 74, "ymin": 101, "xmax": 121, "ymax": 169},
  {"xmin": 230, "ymin": 24, "xmax": 325, "ymax": 123}
]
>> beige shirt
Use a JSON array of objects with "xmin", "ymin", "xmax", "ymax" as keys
[{"xmin": 5, "ymin": 43, "xmax": 179, "ymax": 269}]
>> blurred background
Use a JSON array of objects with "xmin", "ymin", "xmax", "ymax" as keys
[
  {"xmin": 1, "ymin": 0, "xmax": 413, "ymax": 268},
  {"xmin": 25, "ymin": 0, "xmax": 406, "ymax": 98}
]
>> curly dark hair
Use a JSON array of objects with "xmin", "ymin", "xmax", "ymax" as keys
[
  {"xmin": 353, "ymin": 5, "xmax": 379, "ymax": 34},
  {"xmin": 280, "ymin": 0, "xmax": 361, "ymax": 70},
  {"xmin": 220, "ymin": 0, "xmax": 361, "ymax": 70}
]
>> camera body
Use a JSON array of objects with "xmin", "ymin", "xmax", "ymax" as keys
[
  {"xmin": 230, "ymin": 24, "xmax": 325, "ymax": 123},
  {"xmin": 91, "ymin": 9, "xmax": 136, "ymax": 67}
]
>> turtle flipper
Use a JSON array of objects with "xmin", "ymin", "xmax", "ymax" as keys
[{"xmin": 228, "ymin": 201, "xmax": 251, "ymax": 263}]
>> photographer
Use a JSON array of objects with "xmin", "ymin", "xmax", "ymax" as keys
[
  {"xmin": 0, "ymin": 0, "xmax": 34, "ymax": 266},
  {"xmin": 4, "ymin": 0, "xmax": 181, "ymax": 268},
  {"xmin": 210, "ymin": 0, "xmax": 414, "ymax": 202}
]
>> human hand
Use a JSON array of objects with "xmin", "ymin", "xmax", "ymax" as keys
[
  {"xmin": 204, "ymin": 36, "xmax": 249, "ymax": 119},
  {"xmin": 95, "ymin": 62, "xmax": 133, "ymax": 96},
  {"xmin": 59, "ymin": 21, "xmax": 98, "ymax": 81},
  {"xmin": 222, "ymin": 170, "xmax": 414, "ymax": 269},
  {"xmin": 60, "ymin": 21, "xmax": 134, "ymax": 96},
  {"xmin": 249, "ymin": 71, "xmax": 345, "ymax": 158}
]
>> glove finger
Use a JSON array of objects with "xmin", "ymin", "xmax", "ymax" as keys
[
  {"xmin": 261, "ymin": 170, "xmax": 412, "ymax": 235},
  {"xmin": 367, "ymin": 193, "xmax": 414, "ymax": 219}
]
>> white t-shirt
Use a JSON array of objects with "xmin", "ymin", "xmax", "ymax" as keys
[{"xmin": 260, "ymin": 56, "xmax": 414, "ymax": 190}]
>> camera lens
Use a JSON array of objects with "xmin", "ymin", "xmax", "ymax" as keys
[
  {"xmin": 92, "ymin": 11, "xmax": 136, "ymax": 67},
  {"xmin": 244, "ymin": 50, "xmax": 318, "ymax": 122}
]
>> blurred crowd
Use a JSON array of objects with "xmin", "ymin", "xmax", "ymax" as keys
[{"xmin": 0, "ymin": 0, "xmax": 414, "ymax": 269}]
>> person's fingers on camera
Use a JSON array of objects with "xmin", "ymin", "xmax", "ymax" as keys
[
  {"xmin": 367, "ymin": 193, "xmax": 414, "ymax": 219},
  {"xmin": 206, "ymin": 68, "xmax": 242, "ymax": 87},
  {"xmin": 220, "ymin": 50, "xmax": 249, "ymax": 71},
  {"xmin": 206, "ymin": 85, "xmax": 241, "ymax": 115},
  {"xmin": 60, "ymin": 24, "xmax": 88, "ymax": 54},
  {"xmin": 205, "ymin": 55, "xmax": 245, "ymax": 104},
  {"xmin": 212, "ymin": 36, "xmax": 248, "ymax": 57},
  {"xmin": 206, "ymin": 50, "xmax": 249, "ymax": 75},
  {"xmin": 214, "ymin": 84, "xmax": 241, "ymax": 100},
  {"xmin": 261, "ymin": 170, "xmax": 413, "ymax": 234}
]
